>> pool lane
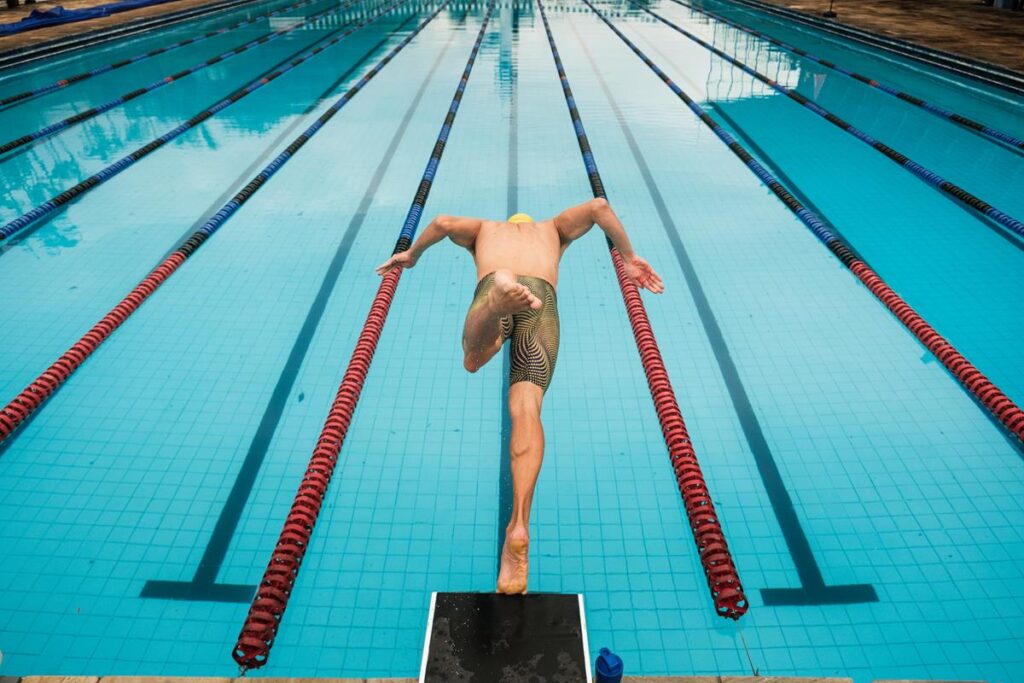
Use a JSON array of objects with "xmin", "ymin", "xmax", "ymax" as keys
[
  {"xmin": 617, "ymin": 1, "xmax": 1024, "ymax": 412},
  {"xmin": 535, "ymin": 0, "xmax": 749, "ymax": 620},
  {"xmin": 584, "ymin": 0, "xmax": 1024, "ymax": 446},
  {"xmin": 651, "ymin": 0, "xmax": 1024, "ymax": 230},
  {"xmin": 232, "ymin": 0, "xmax": 494, "ymax": 668}
]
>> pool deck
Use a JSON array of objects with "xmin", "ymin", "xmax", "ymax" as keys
[
  {"xmin": 3, "ymin": 0, "xmax": 1024, "ymax": 75},
  {"xmin": 0, "ymin": 675, "xmax": 986, "ymax": 682},
  {"xmin": 751, "ymin": 0, "xmax": 1024, "ymax": 74}
]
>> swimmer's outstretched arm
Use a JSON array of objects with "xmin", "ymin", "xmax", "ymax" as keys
[
  {"xmin": 554, "ymin": 198, "xmax": 665, "ymax": 293},
  {"xmin": 376, "ymin": 214, "xmax": 482, "ymax": 275}
]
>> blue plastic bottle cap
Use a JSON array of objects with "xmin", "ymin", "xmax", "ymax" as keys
[{"xmin": 596, "ymin": 646, "xmax": 623, "ymax": 681}]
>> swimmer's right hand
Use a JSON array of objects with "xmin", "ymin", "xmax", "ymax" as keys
[{"xmin": 375, "ymin": 250, "xmax": 418, "ymax": 275}]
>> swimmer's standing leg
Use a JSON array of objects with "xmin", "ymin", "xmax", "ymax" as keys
[
  {"xmin": 462, "ymin": 269, "xmax": 540, "ymax": 372},
  {"xmin": 497, "ymin": 380, "xmax": 544, "ymax": 594}
]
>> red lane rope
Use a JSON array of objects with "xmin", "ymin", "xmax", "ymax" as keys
[
  {"xmin": 232, "ymin": 268, "xmax": 401, "ymax": 667},
  {"xmin": 583, "ymin": 0, "xmax": 1024, "ymax": 446},
  {"xmin": 536, "ymin": 0, "xmax": 748, "ymax": 619},
  {"xmin": 849, "ymin": 260, "xmax": 1024, "ymax": 438},
  {"xmin": 611, "ymin": 251, "xmax": 748, "ymax": 616},
  {"xmin": 0, "ymin": 254, "xmax": 184, "ymax": 437},
  {"xmin": 232, "ymin": 0, "xmax": 496, "ymax": 668}
]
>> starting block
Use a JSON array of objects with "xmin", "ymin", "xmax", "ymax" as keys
[{"xmin": 419, "ymin": 592, "xmax": 592, "ymax": 682}]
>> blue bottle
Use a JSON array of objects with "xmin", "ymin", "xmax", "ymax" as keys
[{"xmin": 595, "ymin": 647, "xmax": 623, "ymax": 683}]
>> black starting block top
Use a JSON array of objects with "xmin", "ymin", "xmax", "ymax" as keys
[{"xmin": 420, "ymin": 592, "xmax": 592, "ymax": 683}]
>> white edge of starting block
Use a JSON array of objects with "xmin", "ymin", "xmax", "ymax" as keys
[
  {"xmin": 417, "ymin": 592, "xmax": 592, "ymax": 683},
  {"xmin": 578, "ymin": 593, "xmax": 593, "ymax": 682},
  {"xmin": 418, "ymin": 591, "xmax": 438, "ymax": 683}
]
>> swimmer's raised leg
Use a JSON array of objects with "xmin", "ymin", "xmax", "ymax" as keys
[
  {"xmin": 463, "ymin": 269, "xmax": 540, "ymax": 372},
  {"xmin": 498, "ymin": 381, "xmax": 544, "ymax": 594}
]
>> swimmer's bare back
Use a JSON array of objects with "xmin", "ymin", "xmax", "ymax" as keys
[{"xmin": 472, "ymin": 219, "xmax": 562, "ymax": 287}]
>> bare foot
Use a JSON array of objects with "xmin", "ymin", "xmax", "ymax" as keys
[
  {"xmin": 497, "ymin": 526, "xmax": 529, "ymax": 594},
  {"xmin": 488, "ymin": 269, "xmax": 541, "ymax": 316}
]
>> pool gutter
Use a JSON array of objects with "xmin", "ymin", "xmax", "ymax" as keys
[
  {"xmin": 719, "ymin": 0, "xmax": 1024, "ymax": 96},
  {"xmin": 0, "ymin": 674, "xmax": 984, "ymax": 682}
]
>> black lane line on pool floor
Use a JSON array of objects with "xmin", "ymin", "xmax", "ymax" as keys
[
  {"xmin": 0, "ymin": 13, "xmax": 419, "ymax": 462},
  {"xmin": 706, "ymin": 103, "xmax": 862, "ymax": 261},
  {"xmin": 496, "ymin": 0, "xmax": 518, "ymax": 573},
  {"xmin": 572, "ymin": 22, "xmax": 878, "ymax": 607},
  {"xmin": 140, "ymin": 21, "xmax": 459, "ymax": 603}
]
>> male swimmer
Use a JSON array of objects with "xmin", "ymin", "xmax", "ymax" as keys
[{"xmin": 376, "ymin": 199, "xmax": 664, "ymax": 594}]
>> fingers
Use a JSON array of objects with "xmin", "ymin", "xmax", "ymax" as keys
[
  {"xmin": 638, "ymin": 263, "xmax": 664, "ymax": 293},
  {"xmin": 646, "ymin": 271, "xmax": 665, "ymax": 293},
  {"xmin": 375, "ymin": 255, "xmax": 408, "ymax": 276}
]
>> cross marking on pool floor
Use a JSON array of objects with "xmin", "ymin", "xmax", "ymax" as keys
[
  {"xmin": 141, "ymin": 20, "xmax": 458, "ymax": 602},
  {"xmin": 575, "ymin": 25, "xmax": 877, "ymax": 607}
]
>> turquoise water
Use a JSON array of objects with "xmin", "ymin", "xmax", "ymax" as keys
[{"xmin": 1, "ymin": 0, "xmax": 1023, "ymax": 680}]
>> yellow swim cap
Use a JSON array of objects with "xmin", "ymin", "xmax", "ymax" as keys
[{"xmin": 507, "ymin": 213, "xmax": 534, "ymax": 224}]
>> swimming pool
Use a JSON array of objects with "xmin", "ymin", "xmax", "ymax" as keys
[{"xmin": 1, "ymin": 0, "xmax": 1023, "ymax": 678}]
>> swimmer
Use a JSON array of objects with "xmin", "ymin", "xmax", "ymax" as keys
[{"xmin": 376, "ymin": 199, "xmax": 663, "ymax": 594}]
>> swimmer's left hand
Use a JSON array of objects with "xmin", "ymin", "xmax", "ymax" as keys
[
  {"xmin": 623, "ymin": 254, "xmax": 664, "ymax": 294},
  {"xmin": 376, "ymin": 250, "xmax": 418, "ymax": 275}
]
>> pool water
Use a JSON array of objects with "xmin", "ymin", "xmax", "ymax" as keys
[{"xmin": 1, "ymin": 0, "xmax": 1022, "ymax": 680}]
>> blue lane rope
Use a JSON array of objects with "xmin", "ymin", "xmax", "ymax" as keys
[
  {"xmin": 0, "ymin": 0, "xmax": 373, "ymax": 156},
  {"xmin": 391, "ymin": 0, "xmax": 496, "ymax": 253},
  {"xmin": 623, "ymin": 0, "xmax": 1024, "ymax": 244},
  {"xmin": 667, "ymin": 0, "xmax": 1024, "ymax": 153},
  {"xmin": 0, "ymin": 0, "xmax": 416, "ymax": 243},
  {"xmin": 0, "ymin": 0, "xmax": 331, "ymax": 110}
]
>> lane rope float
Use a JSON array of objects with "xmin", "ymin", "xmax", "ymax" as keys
[
  {"xmin": 0, "ymin": 0, "xmax": 376, "ymax": 156},
  {"xmin": 624, "ymin": 0, "xmax": 1024, "ymax": 244},
  {"xmin": 536, "ymin": 0, "xmax": 748, "ymax": 620},
  {"xmin": 0, "ymin": 0, "xmax": 415, "ymax": 244},
  {"xmin": 581, "ymin": 0, "xmax": 1024, "ymax": 445},
  {"xmin": 231, "ymin": 0, "xmax": 494, "ymax": 670},
  {"xmin": 667, "ymin": 0, "xmax": 1024, "ymax": 153},
  {"xmin": 0, "ymin": 0, "xmax": 332, "ymax": 110},
  {"xmin": 0, "ymin": 2, "xmax": 448, "ymax": 445}
]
